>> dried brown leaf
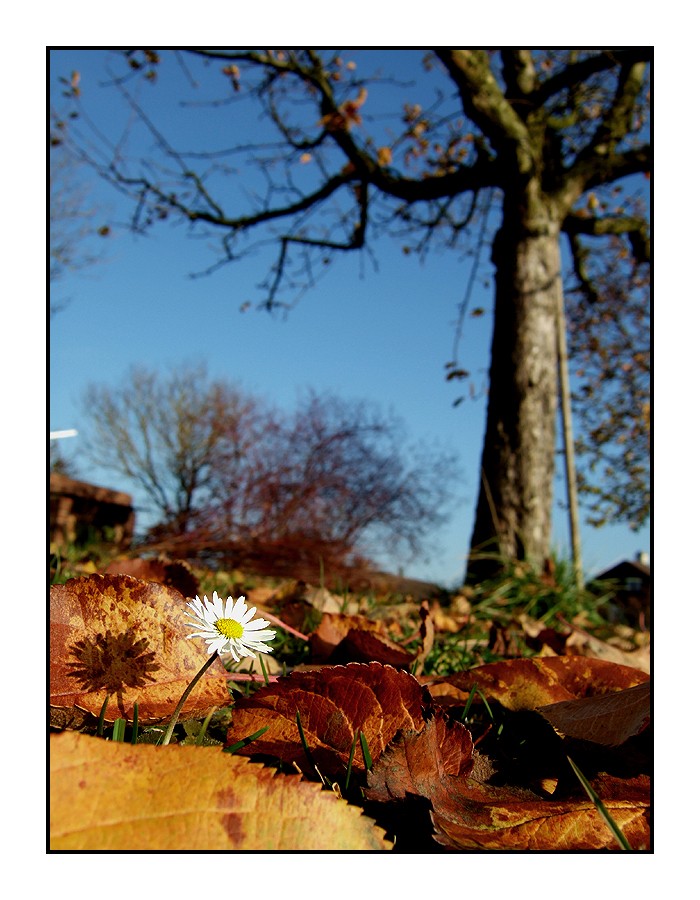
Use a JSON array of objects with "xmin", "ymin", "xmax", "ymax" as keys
[
  {"xmin": 309, "ymin": 612, "xmax": 384, "ymax": 660},
  {"xmin": 365, "ymin": 711, "xmax": 474, "ymax": 803},
  {"xmin": 103, "ymin": 556, "xmax": 200, "ymax": 599},
  {"xmin": 226, "ymin": 662, "xmax": 429, "ymax": 778},
  {"xmin": 537, "ymin": 680, "xmax": 650, "ymax": 746},
  {"xmin": 429, "ymin": 776, "xmax": 650, "ymax": 850},
  {"xmin": 365, "ymin": 702, "xmax": 649, "ymax": 850}
]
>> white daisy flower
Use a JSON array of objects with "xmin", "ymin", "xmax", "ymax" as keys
[{"xmin": 183, "ymin": 592, "xmax": 276, "ymax": 661}]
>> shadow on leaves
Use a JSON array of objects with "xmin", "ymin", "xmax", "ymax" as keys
[{"xmin": 66, "ymin": 629, "xmax": 159, "ymax": 694}]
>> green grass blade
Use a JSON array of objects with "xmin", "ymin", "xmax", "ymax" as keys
[
  {"xmin": 224, "ymin": 726, "xmax": 270, "ymax": 754},
  {"xmin": 359, "ymin": 731, "xmax": 373, "ymax": 772},
  {"xmin": 567, "ymin": 755, "xmax": 633, "ymax": 850},
  {"xmin": 111, "ymin": 719, "xmax": 126, "ymax": 742},
  {"xmin": 460, "ymin": 684, "xmax": 494, "ymax": 723},
  {"xmin": 295, "ymin": 710, "xmax": 317, "ymax": 772},
  {"xmin": 259, "ymin": 653, "xmax": 269, "ymax": 686},
  {"xmin": 294, "ymin": 711, "xmax": 332, "ymax": 787},
  {"xmin": 195, "ymin": 706, "xmax": 216, "ymax": 746},
  {"xmin": 131, "ymin": 702, "xmax": 139, "ymax": 744},
  {"xmin": 344, "ymin": 730, "xmax": 359, "ymax": 793},
  {"xmin": 97, "ymin": 694, "xmax": 110, "ymax": 737}
]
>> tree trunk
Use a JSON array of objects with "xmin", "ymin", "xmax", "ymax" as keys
[{"xmin": 466, "ymin": 193, "xmax": 561, "ymax": 583}]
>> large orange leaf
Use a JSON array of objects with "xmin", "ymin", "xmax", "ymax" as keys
[
  {"xmin": 50, "ymin": 732, "xmax": 391, "ymax": 850},
  {"xmin": 226, "ymin": 662, "xmax": 430, "ymax": 778},
  {"xmin": 50, "ymin": 574, "xmax": 230, "ymax": 726}
]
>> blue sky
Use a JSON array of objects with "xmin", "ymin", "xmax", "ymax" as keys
[{"xmin": 49, "ymin": 49, "xmax": 650, "ymax": 587}]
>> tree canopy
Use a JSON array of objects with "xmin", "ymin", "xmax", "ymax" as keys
[{"xmin": 52, "ymin": 49, "xmax": 650, "ymax": 581}]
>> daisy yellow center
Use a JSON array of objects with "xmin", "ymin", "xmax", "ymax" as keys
[{"xmin": 215, "ymin": 618, "xmax": 244, "ymax": 640}]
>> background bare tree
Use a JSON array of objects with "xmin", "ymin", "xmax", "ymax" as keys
[
  {"xmin": 82, "ymin": 364, "xmax": 259, "ymax": 534},
  {"xmin": 82, "ymin": 368, "xmax": 457, "ymax": 570},
  {"xmin": 55, "ymin": 49, "xmax": 650, "ymax": 581},
  {"xmin": 202, "ymin": 390, "xmax": 458, "ymax": 563}
]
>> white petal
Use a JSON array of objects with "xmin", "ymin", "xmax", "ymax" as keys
[
  {"xmin": 212, "ymin": 593, "xmax": 225, "ymax": 618},
  {"xmin": 252, "ymin": 630, "xmax": 276, "ymax": 642},
  {"xmin": 232, "ymin": 596, "xmax": 247, "ymax": 619},
  {"xmin": 243, "ymin": 618, "xmax": 271, "ymax": 631},
  {"xmin": 206, "ymin": 635, "xmax": 227, "ymax": 654},
  {"xmin": 240, "ymin": 606, "xmax": 257, "ymax": 625}
]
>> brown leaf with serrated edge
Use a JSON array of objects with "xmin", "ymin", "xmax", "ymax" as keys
[
  {"xmin": 50, "ymin": 574, "xmax": 230, "ymax": 726},
  {"xmin": 50, "ymin": 732, "xmax": 391, "ymax": 851},
  {"xmin": 365, "ymin": 710, "xmax": 474, "ymax": 803},
  {"xmin": 427, "ymin": 656, "xmax": 649, "ymax": 713},
  {"xmin": 226, "ymin": 662, "xmax": 428, "ymax": 779},
  {"xmin": 537, "ymin": 680, "xmax": 650, "ymax": 746}
]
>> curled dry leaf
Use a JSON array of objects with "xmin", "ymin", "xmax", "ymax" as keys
[
  {"xmin": 563, "ymin": 620, "xmax": 651, "ymax": 673},
  {"xmin": 226, "ymin": 662, "xmax": 429, "ymax": 779},
  {"xmin": 50, "ymin": 574, "xmax": 230, "ymax": 726},
  {"xmin": 309, "ymin": 612, "xmax": 383, "ymax": 659},
  {"xmin": 537, "ymin": 680, "xmax": 650, "ymax": 746},
  {"xmin": 309, "ymin": 612, "xmax": 416, "ymax": 666},
  {"xmin": 103, "ymin": 556, "xmax": 200, "ymax": 599},
  {"xmin": 427, "ymin": 656, "xmax": 649, "ymax": 712},
  {"xmin": 50, "ymin": 732, "xmax": 391, "ymax": 851},
  {"xmin": 412, "ymin": 599, "xmax": 435, "ymax": 674}
]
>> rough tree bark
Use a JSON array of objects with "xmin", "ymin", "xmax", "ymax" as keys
[{"xmin": 467, "ymin": 190, "xmax": 562, "ymax": 581}]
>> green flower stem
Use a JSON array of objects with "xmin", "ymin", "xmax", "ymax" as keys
[{"xmin": 161, "ymin": 652, "xmax": 219, "ymax": 746}]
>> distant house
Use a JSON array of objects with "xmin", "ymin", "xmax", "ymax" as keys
[
  {"xmin": 589, "ymin": 552, "xmax": 651, "ymax": 627},
  {"xmin": 50, "ymin": 472, "xmax": 135, "ymax": 551}
]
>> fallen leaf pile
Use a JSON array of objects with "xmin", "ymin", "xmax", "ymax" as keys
[{"xmin": 50, "ymin": 574, "xmax": 651, "ymax": 851}]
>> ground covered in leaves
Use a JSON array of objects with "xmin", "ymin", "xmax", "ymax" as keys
[{"xmin": 49, "ymin": 556, "xmax": 651, "ymax": 851}]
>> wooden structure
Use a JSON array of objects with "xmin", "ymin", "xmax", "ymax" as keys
[{"xmin": 50, "ymin": 473, "xmax": 135, "ymax": 550}]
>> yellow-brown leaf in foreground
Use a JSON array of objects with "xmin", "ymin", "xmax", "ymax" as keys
[
  {"xmin": 537, "ymin": 680, "xmax": 650, "ymax": 746},
  {"xmin": 50, "ymin": 575, "xmax": 230, "ymax": 726},
  {"xmin": 227, "ymin": 662, "xmax": 428, "ymax": 778},
  {"xmin": 50, "ymin": 732, "xmax": 391, "ymax": 851}
]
